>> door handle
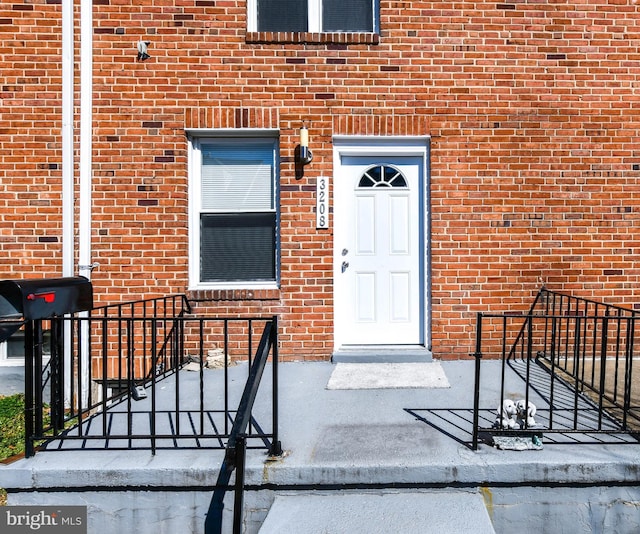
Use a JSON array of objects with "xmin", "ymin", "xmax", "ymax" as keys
[{"xmin": 341, "ymin": 261, "xmax": 349, "ymax": 273}]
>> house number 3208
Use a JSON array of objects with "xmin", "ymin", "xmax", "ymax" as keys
[{"xmin": 316, "ymin": 176, "xmax": 329, "ymax": 229}]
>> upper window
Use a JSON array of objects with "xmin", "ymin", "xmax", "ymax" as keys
[
  {"xmin": 189, "ymin": 137, "xmax": 279, "ymax": 287},
  {"xmin": 248, "ymin": 0, "xmax": 379, "ymax": 33}
]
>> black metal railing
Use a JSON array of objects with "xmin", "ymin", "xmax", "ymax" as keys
[
  {"xmin": 472, "ymin": 288, "xmax": 640, "ymax": 449},
  {"xmin": 204, "ymin": 318, "xmax": 282, "ymax": 534},
  {"xmin": 23, "ymin": 295, "xmax": 280, "ymax": 463}
]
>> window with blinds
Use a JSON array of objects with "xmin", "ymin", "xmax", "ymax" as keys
[
  {"xmin": 197, "ymin": 139, "xmax": 278, "ymax": 283},
  {"xmin": 254, "ymin": 0, "xmax": 377, "ymax": 33},
  {"xmin": 201, "ymin": 144, "xmax": 274, "ymax": 212}
]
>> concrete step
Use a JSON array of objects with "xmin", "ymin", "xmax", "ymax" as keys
[{"xmin": 258, "ymin": 490, "xmax": 495, "ymax": 534}]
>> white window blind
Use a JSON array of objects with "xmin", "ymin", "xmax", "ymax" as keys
[{"xmin": 201, "ymin": 143, "xmax": 274, "ymax": 212}]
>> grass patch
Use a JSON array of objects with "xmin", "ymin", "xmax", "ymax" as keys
[
  {"xmin": 0, "ymin": 394, "xmax": 26, "ymax": 461},
  {"xmin": 0, "ymin": 394, "xmax": 27, "ymax": 506}
]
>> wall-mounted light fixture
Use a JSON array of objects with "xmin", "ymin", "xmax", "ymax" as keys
[{"xmin": 299, "ymin": 124, "xmax": 313, "ymax": 165}]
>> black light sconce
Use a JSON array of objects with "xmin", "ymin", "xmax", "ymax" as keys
[{"xmin": 299, "ymin": 124, "xmax": 313, "ymax": 165}]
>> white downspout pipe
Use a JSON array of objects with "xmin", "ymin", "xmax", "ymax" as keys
[
  {"xmin": 79, "ymin": 0, "xmax": 92, "ymax": 281},
  {"xmin": 62, "ymin": 0, "xmax": 74, "ymax": 279},
  {"xmin": 78, "ymin": 0, "xmax": 93, "ymax": 408},
  {"xmin": 61, "ymin": 0, "xmax": 74, "ymax": 406}
]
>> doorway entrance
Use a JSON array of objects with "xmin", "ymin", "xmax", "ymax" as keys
[{"xmin": 333, "ymin": 139, "xmax": 430, "ymax": 356}]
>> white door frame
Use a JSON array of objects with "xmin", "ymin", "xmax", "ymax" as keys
[{"xmin": 332, "ymin": 136, "xmax": 431, "ymax": 356}]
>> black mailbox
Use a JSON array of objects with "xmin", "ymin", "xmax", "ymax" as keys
[{"xmin": 0, "ymin": 276, "xmax": 93, "ymax": 343}]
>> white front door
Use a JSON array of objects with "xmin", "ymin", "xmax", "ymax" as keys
[{"xmin": 334, "ymin": 153, "xmax": 424, "ymax": 347}]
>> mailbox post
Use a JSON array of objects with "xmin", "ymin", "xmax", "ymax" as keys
[{"xmin": 0, "ymin": 276, "xmax": 93, "ymax": 456}]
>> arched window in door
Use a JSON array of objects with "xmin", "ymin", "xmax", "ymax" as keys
[{"xmin": 357, "ymin": 164, "xmax": 408, "ymax": 188}]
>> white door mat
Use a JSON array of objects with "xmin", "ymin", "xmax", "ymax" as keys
[{"xmin": 327, "ymin": 362, "xmax": 450, "ymax": 390}]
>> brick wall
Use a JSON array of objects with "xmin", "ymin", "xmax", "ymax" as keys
[{"xmin": 2, "ymin": 1, "xmax": 640, "ymax": 360}]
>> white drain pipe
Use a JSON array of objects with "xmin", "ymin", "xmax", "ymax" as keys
[
  {"xmin": 78, "ymin": 0, "xmax": 93, "ymax": 408},
  {"xmin": 78, "ymin": 0, "xmax": 93, "ymax": 281},
  {"xmin": 61, "ymin": 0, "xmax": 74, "ymax": 407},
  {"xmin": 61, "ymin": 0, "xmax": 73, "ymax": 279}
]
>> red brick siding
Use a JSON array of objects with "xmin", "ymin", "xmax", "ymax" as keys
[{"xmin": 2, "ymin": 1, "xmax": 640, "ymax": 360}]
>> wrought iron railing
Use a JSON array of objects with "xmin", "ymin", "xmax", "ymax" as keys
[
  {"xmin": 472, "ymin": 289, "xmax": 640, "ymax": 449},
  {"xmin": 23, "ymin": 295, "xmax": 280, "ymax": 463},
  {"xmin": 204, "ymin": 318, "xmax": 282, "ymax": 534}
]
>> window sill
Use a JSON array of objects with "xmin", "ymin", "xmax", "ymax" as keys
[
  {"xmin": 187, "ymin": 286, "xmax": 280, "ymax": 302},
  {"xmin": 245, "ymin": 31, "xmax": 379, "ymax": 45},
  {"xmin": 0, "ymin": 358, "xmax": 27, "ymax": 367}
]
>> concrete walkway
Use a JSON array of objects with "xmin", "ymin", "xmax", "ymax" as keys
[
  {"xmin": 259, "ymin": 491, "xmax": 495, "ymax": 534},
  {"xmin": 2, "ymin": 360, "xmax": 640, "ymax": 533}
]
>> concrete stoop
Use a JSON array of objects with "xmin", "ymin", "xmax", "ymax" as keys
[
  {"xmin": 258, "ymin": 490, "xmax": 495, "ymax": 534},
  {"xmin": 4, "ymin": 362, "xmax": 640, "ymax": 533}
]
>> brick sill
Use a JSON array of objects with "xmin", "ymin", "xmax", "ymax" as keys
[
  {"xmin": 187, "ymin": 288, "xmax": 280, "ymax": 302},
  {"xmin": 245, "ymin": 31, "xmax": 379, "ymax": 45}
]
